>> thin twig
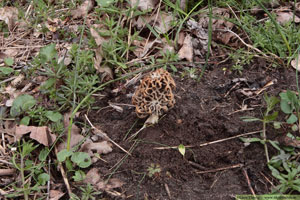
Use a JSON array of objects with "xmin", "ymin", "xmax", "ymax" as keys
[
  {"xmin": 126, "ymin": 125, "xmax": 146, "ymax": 141},
  {"xmin": 154, "ymin": 130, "xmax": 262, "ymax": 150},
  {"xmin": 55, "ymin": 146, "xmax": 72, "ymax": 197},
  {"xmin": 84, "ymin": 115, "xmax": 131, "ymax": 156},
  {"xmin": 164, "ymin": 183, "xmax": 171, "ymax": 199},
  {"xmin": 196, "ymin": 163, "xmax": 243, "ymax": 174},
  {"xmin": 46, "ymin": 159, "xmax": 51, "ymax": 200},
  {"xmin": 0, "ymin": 168, "xmax": 16, "ymax": 176},
  {"xmin": 242, "ymin": 168, "xmax": 257, "ymax": 199},
  {"xmin": 218, "ymin": 28, "xmax": 280, "ymax": 61}
]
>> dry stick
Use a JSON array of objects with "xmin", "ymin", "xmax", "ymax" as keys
[
  {"xmin": 0, "ymin": 45, "xmax": 44, "ymax": 50},
  {"xmin": 46, "ymin": 159, "xmax": 51, "ymax": 200},
  {"xmin": 226, "ymin": 3, "xmax": 251, "ymax": 42},
  {"xmin": 55, "ymin": 146, "xmax": 72, "ymax": 197},
  {"xmin": 126, "ymin": 10, "xmax": 134, "ymax": 60},
  {"xmin": 259, "ymin": 171, "xmax": 274, "ymax": 187},
  {"xmin": 196, "ymin": 163, "xmax": 243, "ymax": 174},
  {"xmin": 0, "ymin": 159, "xmax": 13, "ymax": 166},
  {"xmin": 0, "ymin": 168, "xmax": 15, "ymax": 176},
  {"xmin": 1, "ymin": 132, "xmax": 5, "ymax": 155},
  {"xmin": 126, "ymin": 124, "xmax": 146, "ymax": 141},
  {"xmin": 154, "ymin": 130, "xmax": 262, "ymax": 150},
  {"xmin": 84, "ymin": 115, "xmax": 131, "ymax": 156},
  {"xmin": 242, "ymin": 168, "xmax": 257, "ymax": 199},
  {"xmin": 142, "ymin": 0, "xmax": 162, "ymax": 54},
  {"xmin": 219, "ymin": 28, "xmax": 280, "ymax": 61},
  {"xmin": 164, "ymin": 183, "xmax": 171, "ymax": 199}
]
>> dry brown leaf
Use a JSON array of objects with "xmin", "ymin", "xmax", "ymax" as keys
[
  {"xmin": 96, "ymin": 178, "xmax": 124, "ymax": 191},
  {"xmin": 291, "ymin": 55, "xmax": 300, "ymax": 71},
  {"xmin": 11, "ymin": 74, "xmax": 25, "ymax": 87},
  {"xmin": 178, "ymin": 31, "xmax": 185, "ymax": 46},
  {"xmin": 216, "ymin": 32, "xmax": 235, "ymax": 45},
  {"xmin": 15, "ymin": 125, "xmax": 56, "ymax": 146},
  {"xmin": 90, "ymin": 26, "xmax": 107, "ymax": 46},
  {"xmin": 130, "ymin": 0, "xmax": 157, "ymax": 10},
  {"xmin": 94, "ymin": 47, "xmax": 113, "ymax": 80},
  {"xmin": 45, "ymin": 22, "xmax": 57, "ymax": 32},
  {"xmin": 4, "ymin": 49, "xmax": 18, "ymax": 58},
  {"xmin": 0, "ymin": 7, "xmax": 18, "ymax": 31},
  {"xmin": 108, "ymin": 102, "xmax": 123, "ymax": 113},
  {"xmin": 57, "ymin": 112, "xmax": 83, "ymax": 151},
  {"xmin": 84, "ymin": 168, "xmax": 101, "ymax": 185},
  {"xmin": 161, "ymin": 38, "xmax": 174, "ymax": 54},
  {"xmin": 135, "ymin": 12, "xmax": 174, "ymax": 34},
  {"xmin": 80, "ymin": 140, "xmax": 113, "ymax": 156},
  {"xmin": 49, "ymin": 190, "xmax": 65, "ymax": 200},
  {"xmin": 276, "ymin": 12, "xmax": 300, "ymax": 24},
  {"xmin": 71, "ymin": 0, "xmax": 94, "ymax": 19},
  {"xmin": 281, "ymin": 135, "xmax": 300, "ymax": 148},
  {"xmin": 178, "ymin": 34, "xmax": 193, "ymax": 62}
]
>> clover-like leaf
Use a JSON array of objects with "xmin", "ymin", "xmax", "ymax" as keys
[
  {"xmin": 38, "ymin": 173, "xmax": 50, "ymax": 185},
  {"xmin": 45, "ymin": 111, "xmax": 62, "ymax": 122},
  {"xmin": 10, "ymin": 94, "xmax": 36, "ymax": 117},
  {"xmin": 57, "ymin": 149, "xmax": 73, "ymax": 162},
  {"xmin": 71, "ymin": 152, "xmax": 92, "ymax": 168}
]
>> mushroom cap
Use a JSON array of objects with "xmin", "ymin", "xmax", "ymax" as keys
[{"xmin": 132, "ymin": 68, "xmax": 176, "ymax": 118}]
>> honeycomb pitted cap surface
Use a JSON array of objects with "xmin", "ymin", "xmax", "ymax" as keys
[{"xmin": 132, "ymin": 68, "xmax": 176, "ymax": 118}]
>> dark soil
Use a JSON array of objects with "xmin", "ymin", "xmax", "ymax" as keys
[{"xmin": 87, "ymin": 60, "xmax": 297, "ymax": 200}]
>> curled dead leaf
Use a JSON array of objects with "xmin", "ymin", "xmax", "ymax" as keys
[
  {"xmin": 84, "ymin": 168, "xmax": 101, "ymax": 185},
  {"xmin": 0, "ymin": 7, "xmax": 18, "ymax": 31},
  {"xmin": 90, "ymin": 26, "xmax": 107, "ymax": 46},
  {"xmin": 135, "ymin": 12, "xmax": 175, "ymax": 34},
  {"xmin": 49, "ymin": 190, "xmax": 65, "ymax": 200},
  {"xmin": 96, "ymin": 178, "xmax": 124, "ymax": 191},
  {"xmin": 80, "ymin": 140, "xmax": 113, "ymax": 157},
  {"xmin": 94, "ymin": 47, "xmax": 113, "ymax": 80},
  {"xmin": 291, "ymin": 55, "xmax": 300, "ymax": 71},
  {"xmin": 187, "ymin": 20, "xmax": 208, "ymax": 52},
  {"xmin": 276, "ymin": 12, "xmax": 300, "ymax": 24},
  {"xmin": 15, "ymin": 125, "xmax": 56, "ymax": 146},
  {"xmin": 57, "ymin": 112, "xmax": 83, "ymax": 151},
  {"xmin": 11, "ymin": 74, "xmax": 25, "ymax": 87},
  {"xmin": 130, "ymin": 0, "xmax": 157, "ymax": 10},
  {"xmin": 178, "ymin": 34, "xmax": 193, "ymax": 62},
  {"xmin": 71, "ymin": 0, "xmax": 94, "ymax": 19}
]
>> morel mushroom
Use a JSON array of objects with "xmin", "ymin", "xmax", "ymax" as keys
[{"xmin": 132, "ymin": 68, "xmax": 176, "ymax": 122}]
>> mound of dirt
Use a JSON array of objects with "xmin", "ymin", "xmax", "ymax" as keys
[{"xmin": 88, "ymin": 62, "xmax": 295, "ymax": 199}]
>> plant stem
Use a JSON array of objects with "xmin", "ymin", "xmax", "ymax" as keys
[
  {"xmin": 262, "ymin": 121, "xmax": 269, "ymax": 163},
  {"xmin": 20, "ymin": 155, "xmax": 28, "ymax": 200}
]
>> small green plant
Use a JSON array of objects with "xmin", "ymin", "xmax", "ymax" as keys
[
  {"xmin": 32, "ymin": 43, "xmax": 99, "ymax": 111},
  {"xmin": 8, "ymin": 141, "xmax": 50, "ymax": 200},
  {"xmin": 57, "ymin": 149, "xmax": 92, "ymax": 181},
  {"xmin": 80, "ymin": 183, "xmax": 102, "ymax": 200},
  {"xmin": 228, "ymin": 49, "xmax": 254, "ymax": 74},
  {"xmin": 242, "ymin": 91, "xmax": 300, "ymax": 194},
  {"xmin": 242, "ymin": 93, "xmax": 279, "ymax": 162},
  {"xmin": 147, "ymin": 163, "xmax": 161, "ymax": 178},
  {"xmin": 268, "ymin": 150, "xmax": 300, "ymax": 193},
  {"xmin": 278, "ymin": 90, "xmax": 300, "ymax": 131}
]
